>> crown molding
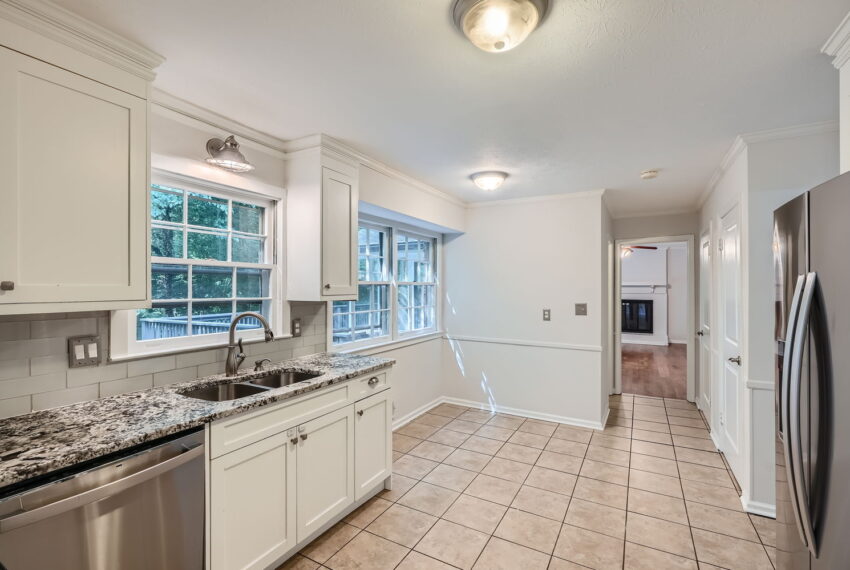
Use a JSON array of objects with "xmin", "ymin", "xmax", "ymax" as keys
[
  {"xmin": 0, "ymin": 0, "xmax": 164, "ymax": 80},
  {"xmin": 466, "ymin": 188, "xmax": 605, "ymax": 209},
  {"xmin": 610, "ymin": 206, "xmax": 698, "ymax": 220},
  {"xmin": 822, "ymin": 11, "xmax": 850, "ymax": 69}
]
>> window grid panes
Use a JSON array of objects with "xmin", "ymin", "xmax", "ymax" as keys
[
  {"xmin": 138, "ymin": 184, "xmax": 273, "ymax": 341},
  {"xmin": 333, "ymin": 222, "xmax": 438, "ymax": 347}
]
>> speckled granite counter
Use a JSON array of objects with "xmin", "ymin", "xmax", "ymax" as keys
[{"xmin": 0, "ymin": 352, "xmax": 394, "ymax": 491}]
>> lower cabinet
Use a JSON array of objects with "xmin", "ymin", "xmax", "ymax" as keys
[{"xmin": 354, "ymin": 390, "xmax": 392, "ymax": 500}]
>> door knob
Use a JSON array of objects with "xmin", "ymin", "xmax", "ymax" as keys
[
  {"xmin": 357, "ymin": 410, "xmax": 364, "ymax": 417},
  {"xmin": 728, "ymin": 356, "xmax": 742, "ymax": 365},
  {"xmin": 696, "ymin": 330, "xmax": 704, "ymax": 337}
]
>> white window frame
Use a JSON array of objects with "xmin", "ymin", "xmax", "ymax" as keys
[
  {"xmin": 330, "ymin": 215, "xmax": 441, "ymax": 350},
  {"xmin": 111, "ymin": 170, "xmax": 285, "ymax": 359}
]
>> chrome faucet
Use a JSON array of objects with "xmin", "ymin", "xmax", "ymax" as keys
[{"xmin": 225, "ymin": 312, "xmax": 274, "ymax": 377}]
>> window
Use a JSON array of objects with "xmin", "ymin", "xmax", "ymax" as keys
[
  {"xmin": 113, "ymin": 175, "xmax": 279, "ymax": 357},
  {"xmin": 332, "ymin": 220, "xmax": 439, "ymax": 348}
]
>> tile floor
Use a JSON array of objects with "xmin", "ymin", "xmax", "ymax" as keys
[{"xmin": 280, "ymin": 394, "xmax": 776, "ymax": 570}]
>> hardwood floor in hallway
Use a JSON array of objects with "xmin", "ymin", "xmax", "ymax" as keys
[{"xmin": 622, "ymin": 343, "xmax": 687, "ymax": 399}]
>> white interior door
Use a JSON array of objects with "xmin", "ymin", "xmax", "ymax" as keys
[
  {"xmin": 719, "ymin": 206, "xmax": 742, "ymax": 464},
  {"xmin": 699, "ymin": 230, "xmax": 713, "ymax": 410}
]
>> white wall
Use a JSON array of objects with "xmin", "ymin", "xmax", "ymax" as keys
[
  {"xmin": 440, "ymin": 192, "xmax": 607, "ymax": 428},
  {"xmin": 667, "ymin": 247, "xmax": 689, "ymax": 344}
]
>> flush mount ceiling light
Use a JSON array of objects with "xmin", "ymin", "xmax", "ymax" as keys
[
  {"xmin": 205, "ymin": 135, "xmax": 254, "ymax": 173},
  {"xmin": 471, "ymin": 171, "xmax": 508, "ymax": 191},
  {"xmin": 453, "ymin": 0, "xmax": 548, "ymax": 53},
  {"xmin": 640, "ymin": 169, "xmax": 659, "ymax": 180}
]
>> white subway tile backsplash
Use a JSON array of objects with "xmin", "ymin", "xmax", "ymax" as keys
[
  {"xmin": 0, "ymin": 358, "xmax": 29, "ymax": 381},
  {"xmin": 30, "ymin": 354, "xmax": 68, "ymax": 376},
  {"xmin": 67, "ymin": 362, "xmax": 128, "ymax": 387},
  {"xmin": 0, "ymin": 322, "xmax": 30, "ymax": 341},
  {"xmin": 153, "ymin": 366, "xmax": 198, "ymax": 387},
  {"xmin": 175, "ymin": 350, "xmax": 220, "ymax": 369},
  {"xmin": 30, "ymin": 318, "xmax": 97, "ymax": 339},
  {"xmin": 100, "ymin": 374, "xmax": 153, "ymax": 397},
  {"xmin": 0, "ymin": 337, "xmax": 66, "ymax": 361},
  {"xmin": 197, "ymin": 361, "xmax": 225, "ymax": 377},
  {"xmin": 127, "ymin": 355, "xmax": 176, "ymax": 377},
  {"xmin": 33, "ymin": 385, "xmax": 99, "ymax": 411},
  {"xmin": 0, "ymin": 372, "xmax": 66, "ymax": 399},
  {"xmin": 0, "ymin": 396, "xmax": 32, "ymax": 419}
]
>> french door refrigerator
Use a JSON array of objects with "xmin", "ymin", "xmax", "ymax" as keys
[{"xmin": 773, "ymin": 171, "xmax": 850, "ymax": 570}]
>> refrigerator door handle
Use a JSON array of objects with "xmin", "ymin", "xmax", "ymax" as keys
[
  {"xmin": 781, "ymin": 274, "xmax": 807, "ymax": 547},
  {"xmin": 789, "ymin": 271, "xmax": 818, "ymax": 555}
]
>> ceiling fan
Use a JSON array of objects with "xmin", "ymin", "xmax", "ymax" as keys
[{"xmin": 621, "ymin": 245, "xmax": 658, "ymax": 257}]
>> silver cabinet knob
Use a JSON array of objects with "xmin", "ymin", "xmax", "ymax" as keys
[
  {"xmin": 324, "ymin": 284, "xmax": 331, "ymax": 289},
  {"xmin": 290, "ymin": 437, "xmax": 298, "ymax": 445},
  {"xmin": 367, "ymin": 377, "xmax": 379, "ymax": 386},
  {"xmin": 696, "ymin": 330, "xmax": 704, "ymax": 337},
  {"xmin": 0, "ymin": 281, "xmax": 14, "ymax": 291},
  {"xmin": 357, "ymin": 410, "xmax": 364, "ymax": 417},
  {"xmin": 728, "ymin": 356, "xmax": 742, "ymax": 365},
  {"xmin": 300, "ymin": 433, "xmax": 308, "ymax": 441}
]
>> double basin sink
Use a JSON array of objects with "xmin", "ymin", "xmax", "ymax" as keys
[{"xmin": 179, "ymin": 370, "xmax": 321, "ymax": 402}]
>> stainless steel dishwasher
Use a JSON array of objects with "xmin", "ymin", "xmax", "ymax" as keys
[{"xmin": 0, "ymin": 429, "xmax": 204, "ymax": 570}]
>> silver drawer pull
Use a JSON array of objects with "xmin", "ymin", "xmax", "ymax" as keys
[
  {"xmin": 368, "ymin": 377, "xmax": 379, "ymax": 386},
  {"xmin": 0, "ymin": 281, "xmax": 14, "ymax": 291}
]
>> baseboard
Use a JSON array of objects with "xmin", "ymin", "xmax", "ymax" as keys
[
  {"xmin": 621, "ymin": 339, "xmax": 670, "ymax": 347},
  {"xmin": 669, "ymin": 338, "xmax": 687, "ymax": 345},
  {"xmin": 392, "ymin": 396, "xmax": 445, "ymax": 430},
  {"xmin": 710, "ymin": 430, "xmax": 724, "ymax": 454},
  {"xmin": 442, "ymin": 396, "xmax": 606, "ymax": 430},
  {"xmin": 698, "ymin": 393, "xmax": 710, "ymax": 415},
  {"xmin": 741, "ymin": 494, "xmax": 776, "ymax": 518}
]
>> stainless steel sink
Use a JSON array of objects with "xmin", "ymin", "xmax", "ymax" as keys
[
  {"xmin": 247, "ymin": 370, "xmax": 321, "ymax": 389},
  {"xmin": 180, "ymin": 382, "xmax": 268, "ymax": 402}
]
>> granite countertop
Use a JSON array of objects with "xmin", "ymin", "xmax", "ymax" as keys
[{"xmin": 0, "ymin": 352, "xmax": 394, "ymax": 491}]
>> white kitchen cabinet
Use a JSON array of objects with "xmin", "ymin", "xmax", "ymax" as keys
[
  {"xmin": 354, "ymin": 390, "xmax": 393, "ymax": 500},
  {"xmin": 0, "ymin": 8, "xmax": 158, "ymax": 315},
  {"xmin": 286, "ymin": 138, "xmax": 359, "ymax": 301},
  {"xmin": 295, "ymin": 405, "xmax": 355, "ymax": 542},
  {"xmin": 209, "ymin": 431, "xmax": 297, "ymax": 570}
]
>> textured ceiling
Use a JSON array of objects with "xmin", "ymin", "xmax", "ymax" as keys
[{"xmin": 55, "ymin": 0, "xmax": 846, "ymax": 217}]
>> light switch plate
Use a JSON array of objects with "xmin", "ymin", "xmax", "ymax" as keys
[
  {"xmin": 542, "ymin": 308, "xmax": 551, "ymax": 321},
  {"xmin": 291, "ymin": 318, "xmax": 302, "ymax": 337},
  {"xmin": 575, "ymin": 303, "xmax": 588, "ymax": 316},
  {"xmin": 68, "ymin": 335, "xmax": 102, "ymax": 368}
]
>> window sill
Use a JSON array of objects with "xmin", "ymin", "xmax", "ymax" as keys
[
  {"xmin": 336, "ymin": 331, "xmax": 445, "ymax": 356},
  {"xmin": 109, "ymin": 333, "xmax": 295, "ymax": 363}
]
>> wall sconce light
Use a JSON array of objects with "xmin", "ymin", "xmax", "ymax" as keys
[{"xmin": 205, "ymin": 135, "xmax": 254, "ymax": 173}]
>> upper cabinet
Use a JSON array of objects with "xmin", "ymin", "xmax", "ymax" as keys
[
  {"xmin": 0, "ymin": 1, "xmax": 162, "ymax": 315},
  {"xmin": 286, "ymin": 139, "xmax": 359, "ymax": 301}
]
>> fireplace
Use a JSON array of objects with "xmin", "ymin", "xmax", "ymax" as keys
[{"xmin": 622, "ymin": 299, "xmax": 653, "ymax": 334}]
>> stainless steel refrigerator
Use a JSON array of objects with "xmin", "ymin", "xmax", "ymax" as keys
[{"xmin": 773, "ymin": 171, "xmax": 850, "ymax": 570}]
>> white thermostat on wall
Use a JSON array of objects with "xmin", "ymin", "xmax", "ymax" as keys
[{"xmin": 68, "ymin": 335, "xmax": 102, "ymax": 368}]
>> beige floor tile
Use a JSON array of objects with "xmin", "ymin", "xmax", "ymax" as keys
[
  {"xmin": 634, "ymin": 397, "xmax": 664, "ymax": 407},
  {"xmin": 510, "ymin": 484, "xmax": 570, "ymax": 521},
  {"xmin": 366, "ymin": 504, "xmax": 438, "ymax": 547},
  {"xmin": 429, "ymin": 403, "xmax": 468, "ymax": 418},
  {"xmin": 680, "ymin": 479, "xmax": 741, "ymax": 511},
  {"xmin": 393, "ymin": 433, "xmax": 423, "ymax": 453},
  {"xmin": 630, "ymin": 453, "xmax": 679, "ymax": 477},
  {"xmin": 674, "ymin": 447, "xmax": 725, "ymax": 469},
  {"xmin": 393, "ymin": 451, "xmax": 405, "ymax": 462},
  {"xmin": 627, "ymin": 488, "xmax": 689, "ymax": 525},
  {"xmin": 442, "ymin": 493, "xmax": 508, "ymax": 534},
  {"xmin": 460, "ymin": 435, "xmax": 505, "ymax": 455},
  {"xmin": 600, "ymin": 425, "xmax": 632, "ymax": 439},
  {"xmin": 486, "ymin": 414, "xmax": 526, "ymax": 430},
  {"xmin": 749, "ymin": 514, "xmax": 776, "ymax": 547},
  {"xmin": 667, "ymin": 415, "xmax": 707, "ymax": 428},
  {"xmin": 632, "ymin": 419, "xmax": 671, "ymax": 433},
  {"xmin": 378, "ymin": 474, "xmax": 418, "ymax": 502},
  {"xmin": 458, "ymin": 409, "xmax": 496, "ymax": 424},
  {"xmin": 443, "ymin": 448, "xmax": 492, "ymax": 472},
  {"xmin": 677, "ymin": 462, "xmax": 733, "ymax": 488},
  {"xmin": 474, "ymin": 425, "xmax": 515, "ymax": 441},
  {"xmin": 633, "ymin": 409, "xmax": 668, "ymax": 423},
  {"xmin": 573, "ymin": 476, "xmax": 628, "ymax": 509},
  {"xmin": 416, "ymin": 413, "xmax": 453, "ymax": 428},
  {"xmin": 580, "ymin": 458, "xmax": 630, "ymax": 486},
  {"xmin": 301, "ymin": 522, "xmax": 361, "ymax": 563},
  {"xmin": 464, "ymin": 473, "xmax": 522, "ymax": 505},
  {"xmin": 591, "ymin": 433, "xmax": 632, "ymax": 451},
  {"xmin": 414, "ymin": 519, "xmax": 489, "ymax": 570},
  {"xmin": 396, "ymin": 551, "xmax": 456, "ymax": 570},
  {"xmin": 496, "ymin": 442, "xmax": 542, "ymax": 464},
  {"xmin": 586, "ymin": 445, "xmax": 631, "ymax": 467},
  {"xmin": 277, "ymin": 554, "xmax": 319, "ymax": 570},
  {"xmin": 397, "ymin": 482, "xmax": 459, "ymax": 517},
  {"xmin": 626, "ymin": 512, "xmax": 695, "ymax": 559},
  {"xmin": 524, "ymin": 466, "xmax": 577, "ymax": 495},
  {"xmin": 631, "ymin": 440, "xmax": 675, "ymax": 460},
  {"xmin": 669, "ymin": 425, "xmax": 711, "ymax": 439},
  {"xmin": 629, "ymin": 469, "xmax": 684, "ymax": 498},
  {"xmin": 666, "ymin": 408, "xmax": 702, "ymax": 419},
  {"xmin": 446, "ymin": 419, "xmax": 486, "ymax": 434},
  {"xmin": 408, "ymin": 440, "xmax": 456, "ymax": 462},
  {"xmin": 472, "ymin": 536, "xmax": 551, "ymax": 570},
  {"xmin": 427, "ymin": 428, "xmax": 471, "ymax": 447},
  {"xmin": 343, "ymin": 497, "xmax": 392, "ymax": 528},
  {"xmin": 535, "ymin": 450, "xmax": 583, "ymax": 474},
  {"xmin": 325, "ymin": 530, "xmax": 408, "ymax": 570},
  {"xmin": 481, "ymin": 456, "xmax": 533, "ymax": 483},
  {"xmin": 507, "ymin": 430, "xmax": 550, "ymax": 449},
  {"xmin": 608, "ymin": 416, "xmax": 634, "ymax": 428},
  {"xmin": 686, "ymin": 501, "xmax": 760, "ymax": 542},
  {"xmin": 422, "ymin": 463, "xmax": 477, "ymax": 492},
  {"xmin": 393, "ymin": 454, "xmax": 439, "ymax": 479},
  {"xmin": 631, "ymin": 428, "xmax": 674, "ymax": 445},
  {"xmin": 552, "ymin": 425, "xmax": 594, "ymax": 444},
  {"xmin": 673, "ymin": 435, "xmax": 718, "ymax": 452},
  {"xmin": 494, "ymin": 508, "xmax": 562, "ymax": 554},
  {"xmin": 548, "ymin": 556, "xmax": 594, "ymax": 569},
  {"xmin": 624, "ymin": 541, "xmax": 697, "ymax": 570},
  {"xmin": 766, "ymin": 545, "xmax": 777, "ymax": 567},
  {"xmin": 691, "ymin": 528, "xmax": 773, "ymax": 570},
  {"xmin": 565, "ymin": 497, "xmax": 627, "ymax": 539},
  {"xmin": 545, "ymin": 437, "xmax": 588, "ymax": 457},
  {"xmin": 554, "ymin": 524, "xmax": 625, "ymax": 569},
  {"xmin": 397, "ymin": 422, "xmax": 440, "ymax": 439},
  {"xmin": 517, "ymin": 419, "xmax": 558, "ymax": 437}
]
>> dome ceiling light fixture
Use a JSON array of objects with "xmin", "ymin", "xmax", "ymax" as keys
[
  {"xmin": 471, "ymin": 171, "xmax": 508, "ymax": 191},
  {"xmin": 452, "ymin": 0, "xmax": 549, "ymax": 53},
  {"xmin": 205, "ymin": 135, "xmax": 254, "ymax": 173}
]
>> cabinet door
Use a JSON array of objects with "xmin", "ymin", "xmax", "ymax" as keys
[
  {"xmin": 354, "ymin": 390, "xmax": 392, "ymax": 500},
  {"xmin": 0, "ymin": 46, "xmax": 147, "ymax": 307},
  {"xmin": 210, "ymin": 432, "xmax": 297, "ymax": 570},
  {"xmin": 321, "ymin": 167, "xmax": 357, "ymax": 297},
  {"xmin": 296, "ymin": 405, "xmax": 355, "ymax": 542}
]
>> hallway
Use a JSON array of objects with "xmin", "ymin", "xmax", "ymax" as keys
[{"xmin": 622, "ymin": 344, "xmax": 687, "ymax": 399}]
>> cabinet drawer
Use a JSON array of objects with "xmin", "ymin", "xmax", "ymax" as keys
[
  {"xmin": 210, "ymin": 384, "xmax": 350, "ymax": 458},
  {"xmin": 351, "ymin": 372, "xmax": 388, "ymax": 401}
]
